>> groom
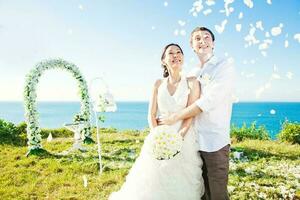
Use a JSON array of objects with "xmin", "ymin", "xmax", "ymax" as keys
[{"xmin": 159, "ymin": 26, "xmax": 235, "ymax": 200}]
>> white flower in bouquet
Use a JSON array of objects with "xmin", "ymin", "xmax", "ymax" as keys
[{"xmin": 152, "ymin": 125, "xmax": 183, "ymax": 160}]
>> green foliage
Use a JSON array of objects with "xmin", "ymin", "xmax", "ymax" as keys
[
  {"xmin": 0, "ymin": 119, "xmax": 26, "ymax": 146},
  {"xmin": 231, "ymin": 122, "xmax": 270, "ymax": 142},
  {"xmin": 278, "ymin": 121, "xmax": 300, "ymax": 144}
]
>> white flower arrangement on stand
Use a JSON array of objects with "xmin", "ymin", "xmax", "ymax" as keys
[{"xmin": 24, "ymin": 58, "xmax": 93, "ymax": 155}]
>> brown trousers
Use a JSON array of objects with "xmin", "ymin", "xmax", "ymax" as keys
[{"xmin": 200, "ymin": 144, "xmax": 230, "ymax": 200}]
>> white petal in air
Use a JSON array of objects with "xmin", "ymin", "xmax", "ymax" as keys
[
  {"xmin": 256, "ymin": 21, "xmax": 264, "ymax": 31},
  {"xmin": 286, "ymin": 72, "xmax": 293, "ymax": 79},
  {"xmin": 265, "ymin": 31, "xmax": 270, "ymax": 38},
  {"xmin": 235, "ymin": 24, "xmax": 242, "ymax": 32},
  {"xmin": 174, "ymin": 29, "xmax": 179, "ymax": 36},
  {"xmin": 178, "ymin": 20, "xmax": 186, "ymax": 26},
  {"xmin": 164, "ymin": 1, "xmax": 168, "ymax": 7},
  {"xmin": 203, "ymin": 9, "xmax": 212, "ymax": 16},
  {"xmin": 206, "ymin": 0, "xmax": 215, "ymax": 6},
  {"xmin": 246, "ymin": 73, "xmax": 255, "ymax": 78},
  {"xmin": 284, "ymin": 40, "xmax": 289, "ymax": 48},
  {"xmin": 239, "ymin": 12, "xmax": 243, "ymax": 19},
  {"xmin": 294, "ymin": 33, "xmax": 300, "ymax": 43},
  {"xmin": 243, "ymin": 0, "xmax": 253, "ymax": 8},
  {"xmin": 151, "ymin": 26, "xmax": 156, "ymax": 30},
  {"xmin": 271, "ymin": 23, "xmax": 283, "ymax": 36},
  {"xmin": 261, "ymin": 51, "xmax": 267, "ymax": 57},
  {"xmin": 180, "ymin": 30, "xmax": 186, "ymax": 36},
  {"xmin": 78, "ymin": 4, "xmax": 84, "ymax": 10},
  {"xmin": 224, "ymin": 0, "xmax": 235, "ymax": 16},
  {"xmin": 215, "ymin": 19, "xmax": 228, "ymax": 34},
  {"xmin": 271, "ymin": 73, "xmax": 281, "ymax": 80},
  {"xmin": 267, "ymin": 0, "xmax": 272, "ymax": 5}
]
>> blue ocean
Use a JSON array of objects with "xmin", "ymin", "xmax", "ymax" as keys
[{"xmin": 0, "ymin": 102, "xmax": 299, "ymax": 139}]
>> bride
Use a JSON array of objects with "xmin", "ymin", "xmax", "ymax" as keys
[{"xmin": 109, "ymin": 43, "xmax": 204, "ymax": 200}]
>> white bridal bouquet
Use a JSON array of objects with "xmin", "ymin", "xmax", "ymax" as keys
[{"xmin": 152, "ymin": 125, "xmax": 183, "ymax": 160}]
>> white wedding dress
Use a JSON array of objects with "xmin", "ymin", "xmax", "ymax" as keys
[{"xmin": 109, "ymin": 77, "xmax": 204, "ymax": 200}]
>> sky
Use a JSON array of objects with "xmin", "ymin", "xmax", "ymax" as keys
[{"xmin": 0, "ymin": 0, "xmax": 300, "ymax": 102}]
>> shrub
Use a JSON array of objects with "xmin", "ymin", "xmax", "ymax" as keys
[
  {"xmin": 0, "ymin": 119, "xmax": 26, "ymax": 145},
  {"xmin": 278, "ymin": 121, "xmax": 300, "ymax": 144},
  {"xmin": 231, "ymin": 122, "xmax": 270, "ymax": 142}
]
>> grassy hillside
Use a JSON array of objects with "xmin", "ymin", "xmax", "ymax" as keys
[{"xmin": 0, "ymin": 128, "xmax": 299, "ymax": 199}]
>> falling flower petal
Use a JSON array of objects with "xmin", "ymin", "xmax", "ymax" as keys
[
  {"xmin": 265, "ymin": 31, "xmax": 270, "ymax": 37},
  {"xmin": 78, "ymin": 4, "xmax": 84, "ymax": 10},
  {"xmin": 244, "ymin": 0, "xmax": 253, "ymax": 8},
  {"xmin": 284, "ymin": 40, "xmax": 289, "ymax": 48},
  {"xmin": 294, "ymin": 33, "xmax": 300, "ymax": 43},
  {"xmin": 286, "ymin": 72, "xmax": 293, "ymax": 79},
  {"xmin": 270, "ymin": 109, "xmax": 276, "ymax": 115},
  {"xmin": 151, "ymin": 26, "xmax": 156, "ymax": 30},
  {"xmin": 271, "ymin": 73, "xmax": 281, "ymax": 80},
  {"xmin": 256, "ymin": 21, "xmax": 264, "ymax": 31},
  {"xmin": 224, "ymin": 0, "xmax": 235, "ymax": 16},
  {"xmin": 203, "ymin": 9, "xmax": 212, "ymax": 16},
  {"xmin": 236, "ymin": 24, "xmax": 242, "ymax": 32},
  {"xmin": 215, "ymin": 19, "xmax": 228, "ymax": 34},
  {"xmin": 180, "ymin": 30, "xmax": 186, "ymax": 36},
  {"xmin": 164, "ymin": 1, "xmax": 168, "ymax": 7},
  {"xmin": 246, "ymin": 73, "xmax": 255, "ymax": 78},
  {"xmin": 174, "ymin": 29, "xmax": 179, "ymax": 36},
  {"xmin": 267, "ymin": 0, "xmax": 272, "ymax": 4},
  {"xmin": 83, "ymin": 175, "xmax": 88, "ymax": 187},
  {"xmin": 239, "ymin": 12, "xmax": 243, "ymax": 19},
  {"xmin": 190, "ymin": 0, "xmax": 204, "ymax": 17},
  {"xmin": 206, "ymin": 0, "xmax": 215, "ymax": 6},
  {"xmin": 261, "ymin": 51, "xmax": 267, "ymax": 57},
  {"xmin": 178, "ymin": 20, "xmax": 186, "ymax": 26},
  {"xmin": 271, "ymin": 23, "xmax": 283, "ymax": 36}
]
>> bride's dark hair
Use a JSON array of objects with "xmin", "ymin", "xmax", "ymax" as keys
[{"xmin": 161, "ymin": 43, "xmax": 184, "ymax": 78}]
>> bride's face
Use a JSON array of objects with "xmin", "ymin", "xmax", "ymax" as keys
[{"xmin": 162, "ymin": 45, "xmax": 184, "ymax": 71}]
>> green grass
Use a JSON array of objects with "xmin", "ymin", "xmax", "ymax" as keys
[{"xmin": 0, "ymin": 129, "xmax": 299, "ymax": 200}]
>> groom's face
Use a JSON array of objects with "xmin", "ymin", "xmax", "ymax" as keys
[{"xmin": 191, "ymin": 30, "xmax": 214, "ymax": 56}]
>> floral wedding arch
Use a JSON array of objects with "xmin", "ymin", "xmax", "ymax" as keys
[{"xmin": 24, "ymin": 58, "xmax": 93, "ymax": 155}]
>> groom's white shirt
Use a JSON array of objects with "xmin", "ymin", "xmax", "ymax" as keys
[{"xmin": 188, "ymin": 56, "xmax": 235, "ymax": 152}]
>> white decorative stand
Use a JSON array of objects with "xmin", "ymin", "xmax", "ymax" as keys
[
  {"xmin": 59, "ymin": 122, "xmax": 87, "ymax": 155},
  {"xmin": 89, "ymin": 77, "xmax": 117, "ymax": 174}
]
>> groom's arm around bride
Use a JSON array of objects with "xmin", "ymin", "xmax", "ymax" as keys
[{"xmin": 159, "ymin": 26, "xmax": 235, "ymax": 200}]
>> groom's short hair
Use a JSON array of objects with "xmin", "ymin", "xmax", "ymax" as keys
[{"xmin": 190, "ymin": 27, "xmax": 215, "ymax": 45}]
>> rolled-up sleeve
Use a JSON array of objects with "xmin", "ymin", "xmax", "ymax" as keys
[{"xmin": 195, "ymin": 60, "xmax": 235, "ymax": 113}]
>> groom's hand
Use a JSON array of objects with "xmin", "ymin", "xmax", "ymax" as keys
[{"xmin": 157, "ymin": 114, "xmax": 177, "ymax": 125}]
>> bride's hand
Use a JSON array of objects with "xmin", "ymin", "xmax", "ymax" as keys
[{"xmin": 157, "ymin": 114, "xmax": 177, "ymax": 125}]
